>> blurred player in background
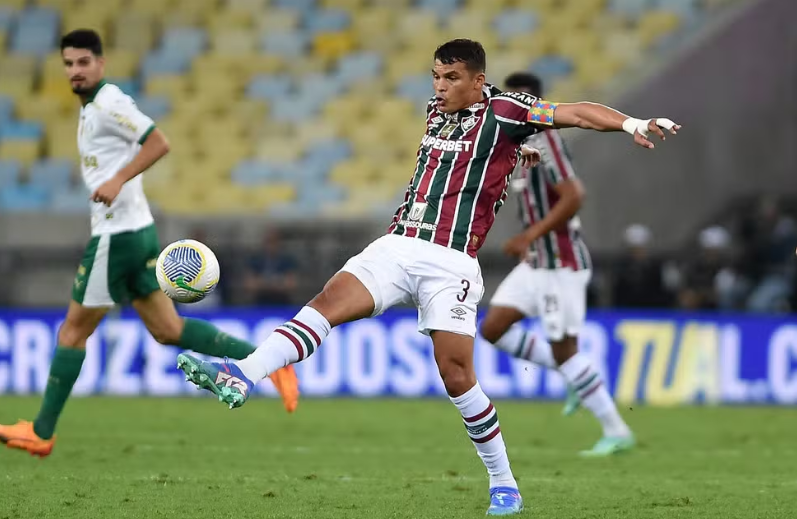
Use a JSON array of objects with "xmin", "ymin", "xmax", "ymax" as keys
[
  {"xmin": 480, "ymin": 72, "xmax": 635, "ymax": 457},
  {"xmin": 0, "ymin": 30, "xmax": 298, "ymax": 458},
  {"xmin": 177, "ymin": 39, "xmax": 679, "ymax": 515}
]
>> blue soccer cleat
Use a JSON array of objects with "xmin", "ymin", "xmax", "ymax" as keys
[
  {"xmin": 579, "ymin": 435, "xmax": 636, "ymax": 457},
  {"xmin": 486, "ymin": 486, "xmax": 524, "ymax": 516},
  {"xmin": 177, "ymin": 353, "xmax": 254, "ymax": 409}
]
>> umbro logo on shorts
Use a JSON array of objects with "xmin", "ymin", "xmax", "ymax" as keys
[{"xmin": 450, "ymin": 306, "xmax": 467, "ymax": 321}]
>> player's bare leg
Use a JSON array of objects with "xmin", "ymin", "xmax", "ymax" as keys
[
  {"xmin": 177, "ymin": 272, "xmax": 373, "ymax": 408},
  {"xmin": 432, "ymin": 330, "xmax": 523, "ymax": 515},
  {"xmin": 481, "ymin": 306, "xmax": 580, "ymax": 415},
  {"xmin": 550, "ymin": 335, "xmax": 634, "ymax": 456},
  {"xmin": 133, "ymin": 289, "xmax": 300, "ymax": 413},
  {"xmin": 0, "ymin": 301, "xmax": 107, "ymax": 457}
]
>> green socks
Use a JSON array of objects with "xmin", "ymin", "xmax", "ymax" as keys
[
  {"xmin": 179, "ymin": 318, "xmax": 257, "ymax": 361},
  {"xmin": 33, "ymin": 347, "xmax": 86, "ymax": 440}
]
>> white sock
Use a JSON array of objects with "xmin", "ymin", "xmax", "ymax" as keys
[
  {"xmin": 492, "ymin": 324, "xmax": 557, "ymax": 369},
  {"xmin": 559, "ymin": 353, "xmax": 631, "ymax": 438},
  {"xmin": 237, "ymin": 306, "xmax": 331, "ymax": 381},
  {"xmin": 450, "ymin": 382, "xmax": 517, "ymax": 489}
]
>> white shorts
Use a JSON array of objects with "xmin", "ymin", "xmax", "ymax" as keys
[
  {"xmin": 490, "ymin": 262, "xmax": 591, "ymax": 341},
  {"xmin": 340, "ymin": 234, "xmax": 484, "ymax": 336}
]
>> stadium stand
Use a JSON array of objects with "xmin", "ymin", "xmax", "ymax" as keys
[{"xmin": 0, "ymin": 0, "xmax": 740, "ymax": 216}]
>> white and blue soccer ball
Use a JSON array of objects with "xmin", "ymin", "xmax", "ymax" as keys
[{"xmin": 156, "ymin": 239, "xmax": 220, "ymax": 304}]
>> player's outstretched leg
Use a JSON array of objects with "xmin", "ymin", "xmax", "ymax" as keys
[
  {"xmin": 481, "ymin": 306, "xmax": 580, "ymax": 416},
  {"xmin": 0, "ymin": 301, "xmax": 107, "ymax": 457},
  {"xmin": 551, "ymin": 338, "xmax": 634, "ymax": 457},
  {"xmin": 178, "ymin": 272, "xmax": 374, "ymax": 408},
  {"xmin": 133, "ymin": 290, "xmax": 299, "ymax": 412},
  {"xmin": 433, "ymin": 330, "xmax": 523, "ymax": 516}
]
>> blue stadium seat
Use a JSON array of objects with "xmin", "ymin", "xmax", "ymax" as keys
[
  {"xmin": 272, "ymin": 0, "xmax": 316, "ymax": 12},
  {"xmin": 246, "ymin": 74, "xmax": 293, "ymax": 101},
  {"xmin": 11, "ymin": 7, "xmax": 59, "ymax": 57},
  {"xmin": 304, "ymin": 138, "xmax": 351, "ymax": 165},
  {"xmin": 608, "ymin": 0, "xmax": 654, "ymax": 19},
  {"xmin": 297, "ymin": 182, "xmax": 346, "ymax": 205},
  {"xmin": 161, "ymin": 27, "xmax": 207, "ymax": 60},
  {"xmin": 493, "ymin": 9, "xmax": 539, "ymax": 42},
  {"xmin": 140, "ymin": 51, "xmax": 192, "ymax": 79},
  {"xmin": 396, "ymin": 74, "xmax": 433, "ymax": 107},
  {"xmin": 296, "ymin": 73, "xmax": 345, "ymax": 107},
  {"xmin": 261, "ymin": 31, "xmax": 309, "ymax": 58},
  {"xmin": 110, "ymin": 78, "xmax": 140, "ymax": 97},
  {"xmin": 417, "ymin": 0, "xmax": 462, "ymax": 18},
  {"xmin": 0, "ymin": 121, "xmax": 43, "ymax": 141},
  {"xmin": 50, "ymin": 186, "xmax": 90, "ymax": 214},
  {"xmin": 530, "ymin": 55, "xmax": 574, "ymax": 82},
  {"xmin": 0, "ymin": 7, "xmax": 15, "ymax": 32},
  {"xmin": 28, "ymin": 158, "xmax": 74, "ymax": 189},
  {"xmin": 231, "ymin": 159, "xmax": 285, "ymax": 185},
  {"xmin": 0, "ymin": 159, "xmax": 22, "ymax": 189},
  {"xmin": 269, "ymin": 95, "xmax": 319, "ymax": 122},
  {"xmin": 337, "ymin": 52, "xmax": 383, "ymax": 83},
  {"xmin": 304, "ymin": 9, "xmax": 350, "ymax": 34},
  {"xmin": 0, "ymin": 184, "xmax": 50, "ymax": 212},
  {"xmin": 134, "ymin": 95, "xmax": 171, "ymax": 120},
  {"xmin": 0, "ymin": 95, "xmax": 14, "ymax": 124}
]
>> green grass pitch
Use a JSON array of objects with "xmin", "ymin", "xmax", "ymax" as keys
[{"xmin": 1, "ymin": 398, "xmax": 795, "ymax": 518}]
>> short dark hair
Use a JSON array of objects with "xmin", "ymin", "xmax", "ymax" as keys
[
  {"xmin": 434, "ymin": 39, "xmax": 486, "ymax": 74},
  {"xmin": 504, "ymin": 71, "xmax": 543, "ymax": 98},
  {"xmin": 60, "ymin": 29, "xmax": 103, "ymax": 56}
]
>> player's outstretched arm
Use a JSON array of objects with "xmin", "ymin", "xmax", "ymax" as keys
[
  {"xmin": 551, "ymin": 102, "xmax": 680, "ymax": 149},
  {"xmin": 91, "ymin": 129, "xmax": 170, "ymax": 206}
]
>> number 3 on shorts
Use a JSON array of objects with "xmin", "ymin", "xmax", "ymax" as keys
[{"xmin": 457, "ymin": 279, "xmax": 470, "ymax": 302}]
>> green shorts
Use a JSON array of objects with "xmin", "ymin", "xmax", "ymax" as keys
[{"xmin": 72, "ymin": 224, "xmax": 161, "ymax": 307}]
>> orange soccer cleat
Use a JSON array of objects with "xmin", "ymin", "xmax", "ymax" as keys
[
  {"xmin": 0, "ymin": 420, "xmax": 55, "ymax": 458},
  {"xmin": 268, "ymin": 365, "xmax": 300, "ymax": 413}
]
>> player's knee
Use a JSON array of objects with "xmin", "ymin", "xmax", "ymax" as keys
[
  {"xmin": 551, "ymin": 338, "xmax": 578, "ymax": 366},
  {"xmin": 57, "ymin": 320, "xmax": 90, "ymax": 348},
  {"xmin": 439, "ymin": 361, "xmax": 476, "ymax": 398},
  {"xmin": 148, "ymin": 318, "xmax": 184, "ymax": 346}
]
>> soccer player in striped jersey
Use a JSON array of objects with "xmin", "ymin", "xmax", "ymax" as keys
[
  {"xmin": 177, "ymin": 40, "xmax": 679, "ymax": 515},
  {"xmin": 481, "ymin": 72, "xmax": 634, "ymax": 457}
]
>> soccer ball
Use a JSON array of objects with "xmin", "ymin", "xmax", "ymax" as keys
[{"xmin": 156, "ymin": 239, "xmax": 220, "ymax": 303}]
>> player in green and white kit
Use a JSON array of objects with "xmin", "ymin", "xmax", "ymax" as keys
[{"xmin": 0, "ymin": 30, "xmax": 298, "ymax": 457}]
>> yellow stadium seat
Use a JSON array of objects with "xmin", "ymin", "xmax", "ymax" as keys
[
  {"xmin": 370, "ymin": 0, "xmax": 410, "ymax": 6},
  {"xmin": 386, "ymin": 50, "xmax": 433, "ymax": 84},
  {"xmin": 461, "ymin": 0, "xmax": 512, "ymax": 14},
  {"xmin": 41, "ymin": 53, "xmax": 65, "ymax": 84},
  {"xmin": 145, "ymin": 75, "xmax": 191, "ymax": 98},
  {"xmin": 0, "ymin": 77, "xmax": 33, "ymax": 98},
  {"xmin": 553, "ymin": 30, "xmax": 601, "ymax": 60},
  {"xmin": 104, "ymin": 50, "xmax": 139, "ymax": 80},
  {"xmin": 329, "ymin": 157, "xmax": 378, "ymax": 185},
  {"xmin": 0, "ymin": 0, "xmax": 27, "ymax": 8},
  {"xmin": 255, "ymin": 8, "xmax": 300, "ymax": 32},
  {"xmin": 591, "ymin": 13, "xmax": 633, "ymax": 34},
  {"xmin": 604, "ymin": 30, "xmax": 645, "ymax": 64},
  {"xmin": 243, "ymin": 54, "xmax": 285, "ymax": 76},
  {"xmin": 636, "ymin": 11, "xmax": 681, "ymax": 48},
  {"xmin": 545, "ymin": 77, "xmax": 585, "ymax": 104},
  {"xmin": 61, "ymin": 9, "xmax": 111, "ymax": 46},
  {"xmin": 253, "ymin": 137, "xmax": 304, "ymax": 162},
  {"xmin": 320, "ymin": 0, "xmax": 367, "ymax": 8},
  {"xmin": 489, "ymin": 52, "xmax": 533, "ymax": 84},
  {"xmin": 444, "ymin": 29, "xmax": 499, "ymax": 54},
  {"xmin": 227, "ymin": 0, "xmax": 266, "ymax": 15},
  {"xmin": 312, "ymin": 32, "xmax": 356, "ymax": 61},
  {"xmin": 248, "ymin": 184, "xmax": 297, "ymax": 208},
  {"xmin": 294, "ymin": 119, "xmax": 338, "ymax": 146},
  {"xmin": 211, "ymin": 29, "xmax": 257, "ymax": 55},
  {"xmin": 113, "ymin": 13, "xmax": 156, "ymax": 54},
  {"xmin": 0, "ymin": 54, "xmax": 37, "ymax": 77},
  {"xmin": 346, "ymin": 78, "xmax": 391, "ymax": 97},
  {"xmin": 0, "ymin": 140, "xmax": 41, "ymax": 168},
  {"xmin": 40, "ymin": 80, "xmax": 81, "ymax": 112},
  {"xmin": 129, "ymin": 0, "xmax": 176, "ymax": 16},
  {"xmin": 207, "ymin": 9, "xmax": 253, "ymax": 32},
  {"xmin": 165, "ymin": 0, "xmax": 217, "ymax": 26},
  {"xmin": 398, "ymin": 9, "xmax": 439, "ymax": 36},
  {"xmin": 283, "ymin": 55, "xmax": 334, "ymax": 77},
  {"xmin": 0, "ymin": 31, "xmax": 5, "ymax": 50},
  {"xmin": 370, "ymin": 98, "xmax": 416, "ymax": 122},
  {"xmin": 15, "ymin": 95, "xmax": 70, "ymax": 123},
  {"xmin": 447, "ymin": 9, "xmax": 492, "ymax": 34},
  {"xmin": 323, "ymin": 96, "xmax": 370, "ymax": 124},
  {"xmin": 505, "ymin": 31, "xmax": 557, "ymax": 57},
  {"xmin": 45, "ymin": 119, "xmax": 78, "ymax": 160},
  {"xmin": 573, "ymin": 54, "xmax": 624, "ymax": 89}
]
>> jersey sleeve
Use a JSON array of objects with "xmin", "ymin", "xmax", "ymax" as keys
[
  {"xmin": 539, "ymin": 131, "xmax": 577, "ymax": 185},
  {"xmin": 101, "ymin": 91, "xmax": 156, "ymax": 145},
  {"xmin": 491, "ymin": 92, "xmax": 558, "ymax": 142}
]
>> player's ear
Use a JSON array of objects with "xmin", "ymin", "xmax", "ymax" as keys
[{"xmin": 473, "ymin": 72, "xmax": 486, "ymax": 89}]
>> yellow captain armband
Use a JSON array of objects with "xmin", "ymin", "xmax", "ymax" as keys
[{"xmin": 527, "ymin": 99, "xmax": 558, "ymax": 126}]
